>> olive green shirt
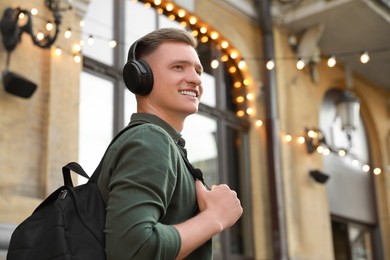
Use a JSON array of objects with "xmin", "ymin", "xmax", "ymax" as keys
[{"xmin": 97, "ymin": 113, "xmax": 212, "ymax": 260}]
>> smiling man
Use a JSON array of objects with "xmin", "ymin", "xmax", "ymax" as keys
[{"xmin": 97, "ymin": 28, "xmax": 243, "ymax": 260}]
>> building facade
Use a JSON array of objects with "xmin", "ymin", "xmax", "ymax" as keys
[{"xmin": 1, "ymin": 0, "xmax": 390, "ymax": 259}]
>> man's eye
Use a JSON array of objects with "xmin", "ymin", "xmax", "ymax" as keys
[{"xmin": 174, "ymin": 65, "xmax": 184, "ymax": 70}]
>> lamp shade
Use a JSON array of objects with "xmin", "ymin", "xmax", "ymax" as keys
[{"xmin": 336, "ymin": 91, "xmax": 360, "ymax": 132}]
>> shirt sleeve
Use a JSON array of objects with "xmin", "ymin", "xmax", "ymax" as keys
[{"xmin": 102, "ymin": 125, "xmax": 182, "ymax": 260}]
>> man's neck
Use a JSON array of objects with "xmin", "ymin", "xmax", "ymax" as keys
[{"xmin": 137, "ymin": 106, "xmax": 185, "ymax": 133}]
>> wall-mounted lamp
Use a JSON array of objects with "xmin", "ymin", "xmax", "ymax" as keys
[
  {"xmin": 0, "ymin": 0, "xmax": 72, "ymax": 52},
  {"xmin": 305, "ymin": 90, "xmax": 361, "ymax": 155},
  {"xmin": 2, "ymin": 70, "xmax": 37, "ymax": 98}
]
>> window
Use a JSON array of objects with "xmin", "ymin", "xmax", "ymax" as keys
[{"xmin": 79, "ymin": 1, "xmax": 253, "ymax": 258}]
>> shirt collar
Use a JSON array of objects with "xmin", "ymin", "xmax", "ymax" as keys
[{"xmin": 130, "ymin": 113, "xmax": 184, "ymax": 146}]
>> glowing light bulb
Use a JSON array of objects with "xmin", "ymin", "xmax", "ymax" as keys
[
  {"xmin": 109, "ymin": 40, "xmax": 117, "ymax": 48},
  {"xmin": 234, "ymin": 82, "xmax": 242, "ymax": 88},
  {"xmin": 64, "ymin": 28, "xmax": 72, "ymax": 39},
  {"xmin": 236, "ymin": 110, "xmax": 245, "ymax": 117},
  {"xmin": 255, "ymin": 120, "xmax": 263, "ymax": 127},
  {"xmin": 31, "ymin": 8, "xmax": 38, "ymax": 15},
  {"xmin": 362, "ymin": 164, "xmax": 370, "ymax": 172},
  {"xmin": 211, "ymin": 59, "xmax": 219, "ymax": 69},
  {"xmin": 236, "ymin": 96, "xmax": 244, "ymax": 103},
  {"xmin": 297, "ymin": 136, "xmax": 305, "ymax": 144},
  {"xmin": 178, "ymin": 9, "xmax": 186, "ymax": 17},
  {"xmin": 200, "ymin": 27, "xmax": 207, "ymax": 34},
  {"xmin": 73, "ymin": 54, "xmax": 82, "ymax": 63},
  {"xmin": 284, "ymin": 135, "xmax": 292, "ymax": 142},
  {"xmin": 166, "ymin": 3, "xmax": 173, "ymax": 11},
  {"xmin": 80, "ymin": 20, "xmax": 85, "ymax": 27},
  {"xmin": 327, "ymin": 55, "xmax": 336, "ymax": 67},
  {"xmin": 230, "ymin": 51, "xmax": 238, "ymax": 59},
  {"xmin": 360, "ymin": 51, "xmax": 370, "ymax": 64},
  {"xmin": 189, "ymin": 17, "xmax": 197, "ymax": 25},
  {"xmin": 238, "ymin": 60, "xmax": 246, "ymax": 69},
  {"xmin": 338, "ymin": 150, "xmax": 346, "ymax": 157},
  {"xmin": 296, "ymin": 58, "xmax": 305, "ymax": 70},
  {"xmin": 46, "ymin": 21, "xmax": 53, "ymax": 31},
  {"xmin": 221, "ymin": 41, "xmax": 229, "ymax": 49},
  {"xmin": 266, "ymin": 60, "xmax": 275, "ymax": 70},
  {"xmin": 246, "ymin": 93, "xmax": 254, "ymax": 101},
  {"xmin": 307, "ymin": 130, "xmax": 317, "ymax": 138},
  {"xmin": 246, "ymin": 107, "xmax": 254, "ymax": 115},
  {"xmin": 54, "ymin": 46, "xmax": 62, "ymax": 56},
  {"xmin": 210, "ymin": 32, "xmax": 219, "ymax": 40},
  {"xmin": 373, "ymin": 168, "xmax": 381, "ymax": 175},
  {"xmin": 37, "ymin": 32, "xmax": 44, "ymax": 41}
]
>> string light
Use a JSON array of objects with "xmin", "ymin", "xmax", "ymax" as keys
[
  {"xmin": 108, "ymin": 40, "xmax": 117, "ymax": 48},
  {"xmin": 189, "ymin": 17, "xmax": 197, "ymax": 25},
  {"xmin": 64, "ymin": 28, "xmax": 72, "ymax": 39},
  {"xmin": 166, "ymin": 3, "xmax": 174, "ymax": 11},
  {"xmin": 221, "ymin": 41, "xmax": 229, "ymax": 49},
  {"xmin": 46, "ymin": 21, "xmax": 54, "ymax": 31},
  {"xmin": 230, "ymin": 51, "xmax": 238, "ymax": 59},
  {"xmin": 296, "ymin": 58, "xmax": 305, "ymax": 70},
  {"xmin": 266, "ymin": 59, "xmax": 275, "ymax": 70},
  {"xmin": 73, "ymin": 53, "xmax": 82, "ymax": 63},
  {"xmin": 373, "ymin": 168, "xmax": 381, "ymax": 175},
  {"xmin": 238, "ymin": 60, "xmax": 246, "ymax": 69},
  {"xmin": 327, "ymin": 55, "xmax": 336, "ymax": 67},
  {"xmin": 54, "ymin": 46, "xmax": 62, "ymax": 56},
  {"xmin": 211, "ymin": 58, "xmax": 219, "ymax": 69},
  {"xmin": 178, "ymin": 9, "xmax": 186, "ymax": 17},
  {"xmin": 31, "ymin": 8, "xmax": 38, "ymax": 15},
  {"xmin": 362, "ymin": 164, "xmax": 370, "ymax": 172},
  {"xmin": 210, "ymin": 32, "xmax": 219, "ymax": 40},
  {"xmin": 360, "ymin": 51, "xmax": 370, "ymax": 64},
  {"xmin": 255, "ymin": 120, "xmax": 263, "ymax": 127},
  {"xmin": 36, "ymin": 32, "xmax": 44, "ymax": 41}
]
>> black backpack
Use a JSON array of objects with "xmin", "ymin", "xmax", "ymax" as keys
[
  {"xmin": 6, "ymin": 121, "xmax": 208, "ymax": 260},
  {"xmin": 6, "ymin": 123, "xmax": 140, "ymax": 260}
]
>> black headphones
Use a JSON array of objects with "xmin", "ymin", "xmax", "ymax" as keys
[{"xmin": 122, "ymin": 40, "xmax": 154, "ymax": 95}]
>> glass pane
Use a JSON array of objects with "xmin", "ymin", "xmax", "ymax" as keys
[
  {"xmin": 125, "ymin": 1, "xmax": 157, "ymax": 62},
  {"xmin": 78, "ymin": 72, "xmax": 114, "ymax": 182},
  {"xmin": 200, "ymin": 72, "xmax": 216, "ymax": 107},
  {"xmin": 82, "ymin": 0, "xmax": 114, "ymax": 65},
  {"xmin": 182, "ymin": 114, "xmax": 218, "ymax": 185}
]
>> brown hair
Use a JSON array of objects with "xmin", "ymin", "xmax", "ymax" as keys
[{"xmin": 134, "ymin": 28, "xmax": 198, "ymax": 59}]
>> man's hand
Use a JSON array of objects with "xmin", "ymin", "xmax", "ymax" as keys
[{"xmin": 195, "ymin": 180, "xmax": 243, "ymax": 231}]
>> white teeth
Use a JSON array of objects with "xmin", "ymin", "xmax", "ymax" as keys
[{"xmin": 179, "ymin": 90, "xmax": 196, "ymax": 97}]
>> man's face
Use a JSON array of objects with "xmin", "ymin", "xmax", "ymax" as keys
[{"xmin": 143, "ymin": 41, "xmax": 203, "ymax": 120}]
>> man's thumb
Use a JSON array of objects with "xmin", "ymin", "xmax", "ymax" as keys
[{"xmin": 195, "ymin": 180, "xmax": 208, "ymax": 193}]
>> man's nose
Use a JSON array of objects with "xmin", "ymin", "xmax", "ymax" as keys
[{"xmin": 187, "ymin": 70, "xmax": 202, "ymax": 86}]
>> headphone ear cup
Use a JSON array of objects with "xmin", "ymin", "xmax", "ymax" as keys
[{"xmin": 123, "ymin": 59, "xmax": 154, "ymax": 95}]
